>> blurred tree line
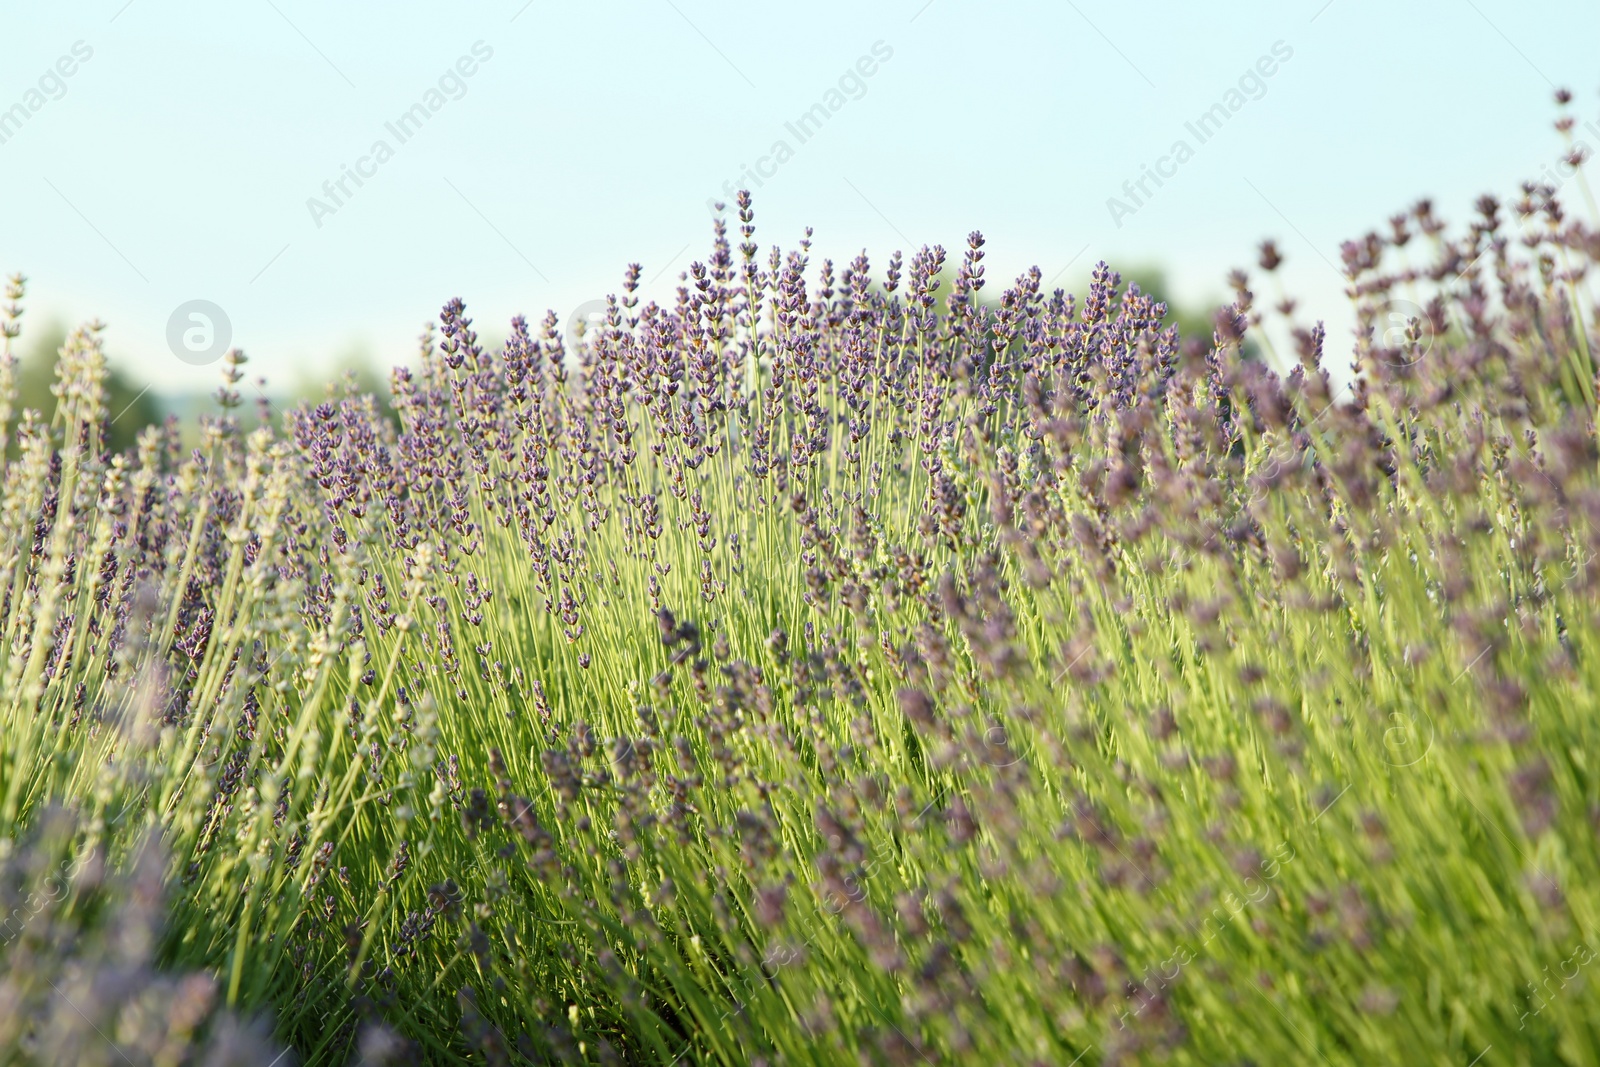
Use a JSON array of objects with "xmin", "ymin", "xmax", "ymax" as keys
[
  {"xmin": 868, "ymin": 259, "xmax": 1224, "ymax": 355},
  {"xmin": 1111, "ymin": 266, "xmax": 1221, "ymax": 350},
  {"xmin": 14, "ymin": 322, "xmax": 396, "ymax": 456},
  {"xmin": 10, "ymin": 263, "xmax": 1222, "ymax": 459},
  {"xmin": 17, "ymin": 319, "xmax": 160, "ymax": 455}
]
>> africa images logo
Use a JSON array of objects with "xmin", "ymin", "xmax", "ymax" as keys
[
  {"xmin": 306, "ymin": 41, "xmax": 495, "ymax": 228},
  {"xmin": 0, "ymin": 40, "xmax": 94, "ymax": 148},
  {"xmin": 1107, "ymin": 39, "xmax": 1294, "ymax": 228},
  {"xmin": 707, "ymin": 41, "xmax": 894, "ymax": 216}
]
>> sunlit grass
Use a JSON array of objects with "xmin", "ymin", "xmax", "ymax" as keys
[{"xmin": 1, "ymin": 169, "xmax": 1599, "ymax": 1066}]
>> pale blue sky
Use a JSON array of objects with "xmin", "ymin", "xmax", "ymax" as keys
[{"xmin": 1, "ymin": 0, "xmax": 1596, "ymax": 389}]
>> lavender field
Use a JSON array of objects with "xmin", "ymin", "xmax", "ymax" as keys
[{"xmin": 6, "ymin": 91, "xmax": 1600, "ymax": 1065}]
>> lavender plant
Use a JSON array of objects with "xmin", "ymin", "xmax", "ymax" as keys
[
  {"xmin": 4, "ymin": 93, "xmax": 1600, "ymax": 1065},
  {"xmin": 0, "ymin": 808, "xmax": 288, "ymax": 1065}
]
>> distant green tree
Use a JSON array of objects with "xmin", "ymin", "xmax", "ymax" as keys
[
  {"xmin": 1115, "ymin": 266, "xmax": 1222, "ymax": 349},
  {"xmin": 152, "ymin": 342, "xmax": 401, "ymax": 452},
  {"xmin": 16, "ymin": 320, "xmax": 161, "ymax": 456},
  {"xmin": 288, "ymin": 343, "xmax": 398, "ymax": 425},
  {"xmin": 1064, "ymin": 264, "xmax": 1263, "ymax": 362}
]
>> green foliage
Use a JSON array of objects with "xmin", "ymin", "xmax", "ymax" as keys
[{"xmin": 0, "ymin": 178, "xmax": 1598, "ymax": 1067}]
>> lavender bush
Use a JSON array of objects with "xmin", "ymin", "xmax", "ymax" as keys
[
  {"xmin": 0, "ymin": 809, "xmax": 288, "ymax": 1065},
  {"xmin": 3, "ymin": 93, "xmax": 1600, "ymax": 1065}
]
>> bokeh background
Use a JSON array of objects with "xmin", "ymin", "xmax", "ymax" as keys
[{"xmin": 1, "ymin": 0, "xmax": 1596, "ymax": 417}]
